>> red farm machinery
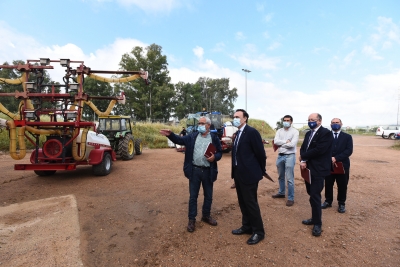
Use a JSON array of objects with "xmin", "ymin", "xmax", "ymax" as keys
[{"xmin": 0, "ymin": 58, "xmax": 147, "ymax": 176}]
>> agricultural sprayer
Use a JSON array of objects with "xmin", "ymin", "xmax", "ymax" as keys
[{"xmin": 0, "ymin": 58, "xmax": 147, "ymax": 176}]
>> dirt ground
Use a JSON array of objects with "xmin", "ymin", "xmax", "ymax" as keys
[{"xmin": 0, "ymin": 135, "xmax": 399, "ymax": 266}]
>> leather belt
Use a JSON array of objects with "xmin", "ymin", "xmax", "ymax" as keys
[
  {"xmin": 279, "ymin": 153, "xmax": 294, "ymax": 156},
  {"xmin": 193, "ymin": 164, "xmax": 210, "ymax": 169}
]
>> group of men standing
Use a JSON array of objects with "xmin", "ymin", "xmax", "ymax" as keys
[
  {"xmin": 160, "ymin": 110, "xmax": 353, "ymax": 244},
  {"xmin": 273, "ymin": 113, "xmax": 353, "ymax": 237}
]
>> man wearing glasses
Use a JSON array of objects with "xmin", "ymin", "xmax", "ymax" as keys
[
  {"xmin": 160, "ymin": 116, "xmax": 222, "ymax": 233},
  {"xmin": 299, "ymin": 113, "xmax": 333, "ymax": 237},
  {"xmin": 272, "ymin": 115, "xmax": 299, "ymax": 206}
]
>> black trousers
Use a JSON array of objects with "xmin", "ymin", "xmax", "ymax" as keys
[
  {"xmin": 324, "ymin": 170, "xmax": 350, "ymax": 206},
  {"xmin": 305, "ymin": 175, "xmax": 325, "ymax": 226},
  {"xmin": 233, "ymin": 168, "xmax": 265, "ymax": 236}
]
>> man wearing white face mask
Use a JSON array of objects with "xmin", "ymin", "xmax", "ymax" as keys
[
  {"xmin": 231, "ymin": 109, "xmax": 267, "ymax": 245},
  {"xmin": 160, "ymin": 116, "xmax": 222, "ymax": 233},
  {"xmin": 272, "ymin": 115, "xmax": 299, "ymax": 206}
]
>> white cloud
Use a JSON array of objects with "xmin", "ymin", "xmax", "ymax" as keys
[
  {"xmin": 256, "ymin": 4, "xmax": 264, "ymax": 12},
  {"xmin": 371, "ymin": 16, "xmax": 400, "ymax": 46},
  {"xmin": 211, "ymin": 42, "xmax": 225, "ymax": 52},
  {"xmin": 263, "ymin": 31, "xmax": 270, "ymax": 39},
  {"xmin": 268, "ymin": 41, "xmax": 281, "ymax": 50},
  {"xmin": 235, "ymin": 32, "xmax": 246, "ymax": 40},
  {"xmin": 264, "ymin": 13, "xmax": 274, "ymax": 22},
  {"xmin": 343, "ymin": 34, "xmax": 361, "ymax": 45},
  {"xmin": 362, "ymin": 45, "xmax": 383, "ymax": 60},
  {"xmin": 343, "ymin": 50, "xmax": 356, "ymax": 65},
  {"xmin": 115, "ymin": 0, "xmax": 185, "ymax": 13},
  {"xmin": 231, "ymin": 54, "xmax": 280, "ymax": 70},
  {"xmin": 193, "ymin": 46, "xmax": 204, "ymax": 59}
]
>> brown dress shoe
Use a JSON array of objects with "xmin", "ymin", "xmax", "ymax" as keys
[
  {"xmin": 187, "ymin": 220, "xmax": 195, "ymax": 232},
  {"xmin": 286, "ymin": 200, "xmax": 294, "ymax": 206},
  {"xmin": 201, "ymin": 216, "xmax": 217, "ymax": 226}
]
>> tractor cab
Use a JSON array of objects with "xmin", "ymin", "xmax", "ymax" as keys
[{"xmin": 97, "ymin": 115, "xmax": 142, "ymax": 160}]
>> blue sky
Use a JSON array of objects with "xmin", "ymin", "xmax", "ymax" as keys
[{"xmin": 1, "ymin": 0, "xmax": 399, "ymax": 127}]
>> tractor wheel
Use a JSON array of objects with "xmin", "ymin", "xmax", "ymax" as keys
[
  {"xmin": 92, "ymin": 152, "xmax": 112, "ymax": 176},
  {"xmin": 34, "ymin": 170, "xmax": 57, "ymax": 176},
  {"xmin": 135, "ymin": 138, "xmax": 143, "ymax": 155},
  {"xmin": 118, "ymin": 134, "xmax": 135, "ymax": 160}
]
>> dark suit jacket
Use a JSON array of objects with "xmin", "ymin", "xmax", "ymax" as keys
[
  {"xmin": 300, "ymin": 126, "xmax": 333, "ymax": 177},
  {"xmin": 168, "ymin": 131, "xmax": 222, "ymax": 181},
  {"xmin": 332, "ymin": 131, "xmax": 353, "ymax": 170},
  {"xmin": 231, "ymin": 124, "xmax": 267, "ymax": 184}
]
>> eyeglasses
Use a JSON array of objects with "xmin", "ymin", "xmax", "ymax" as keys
[
  {"xmin": 307, "ymin": 119, "xmax": 318, "ymax": 122},
  {"xmin": 198, "ymin": 122, "xmax": 206, "ymax": 125}
]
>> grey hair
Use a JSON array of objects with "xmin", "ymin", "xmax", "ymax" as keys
[{"xmin": 200, "ymin": 116, "xmax": 211, "ymax": 125}]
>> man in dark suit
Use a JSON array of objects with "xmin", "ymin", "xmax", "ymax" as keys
[
  {"xmin": 322, "ymin": 118, "xmax": 353, "ymax": 213},
  {"xmin": 231, "ymin": 109, "xmax": 267, "ymax": 245},
  {"xmin": 299, "ymin": 113, "xmax": 333, "ymax": 237}
]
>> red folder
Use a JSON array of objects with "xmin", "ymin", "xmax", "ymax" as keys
[
  {"xmin": 204, "ymin": 143, "xmax": 217, "ymax": 158},
  {"xmin": 331, "ymin": 162, "xmax": 345, "ymax": 174},
  {"xmin": 272, "ymin": 140, "xmax": 279, "ymax": 152},
  {"xmin": 300, "ymin": 166, "xmax": 311, "ymax": 184}
]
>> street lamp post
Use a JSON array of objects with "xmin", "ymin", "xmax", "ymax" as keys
[{"xmin": 242, "ymin": 69, "xmax": 251, "ymax": 111}]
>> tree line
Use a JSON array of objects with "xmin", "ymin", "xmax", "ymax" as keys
[{"xmin": 0, "ymin": 44, "xmax": 238, "ymax": 122}]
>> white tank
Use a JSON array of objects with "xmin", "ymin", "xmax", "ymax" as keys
[{"xmin": 76, "ymin": 130, "xmax": 111, "ymax": 159}]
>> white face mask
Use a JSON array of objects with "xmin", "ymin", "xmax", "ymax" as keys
[
  {"xmin": 233, "ymin": 118, "xmax": 241, "ymax": 127},
  {"xmin": 198, "ymin": 125, "xmax": 206, "ymax": 133},
  {"xmin": 283, "ymin": 121, "xmax": 291, "ymax": 128}
]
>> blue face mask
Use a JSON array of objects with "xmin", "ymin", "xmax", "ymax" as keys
[
  {"xmin": 308, "ymin": 121, "xmax": 318, "ymax": 129},
  {"xmin": 198, "ymin": 125, "xmax": 206, "ymax": 133},
  {"xmin": 331, "ymin": 124, "xmax": 341, "ymax": 131},
  {"xmin": 233, "ymin": 118, "xmax": 241, "ymax": 127},
  {"xmin": 283, "ymin": 121, "xmax": 291, "ymax": 128}
]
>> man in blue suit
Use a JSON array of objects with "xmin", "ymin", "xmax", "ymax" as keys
[
  {"xmin": 299, "ymin": 113, "xmax": 333, "ymax": 237},
  {"xmin": 160, "ymin": 116, "xmax": 222, "ymax": 233},
  {"xmin": 322, "ymin": 118, "xmax": 353, "ymax": 213},
  {"xmin": 231, "ymin": 109, "xmax": 267, "ymax": 245}
]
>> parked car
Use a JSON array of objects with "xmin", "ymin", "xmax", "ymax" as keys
[
  {"xmin": 382, "ymin": 126, "xmax": 400, "ymax": 139},
  {"xmin": 375, "ymin": 126, "xmax": 386, "ymax": 136},
  {"xmin": 376, "ymin": 126, "xmax": 400, "ymax": 139}
]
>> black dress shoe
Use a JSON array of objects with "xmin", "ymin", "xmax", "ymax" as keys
[
  {"xmin": 321, "ymin": 202, "xmax": 332, "ymax": 209},
  {"xmin": 338, "ymin": 205, "xmax": 346, "ymax": 213},
  {"xmin": 312, "ymin": 225, "xmax": 322, "ymax": 236},
  {"xmin": 302, "ymin": 218, "xmax": 314, "ymax": 225},
  {"xmin": 272, "ymin": 193, "xmax": 285, "ymax": 198},
  {"xmin": 247, "ymin": 233, "xmax": 264, "ymax": 245},
  {"xmin": 232, "ymin": 227, "xmax": 252, "ymax": 235}
]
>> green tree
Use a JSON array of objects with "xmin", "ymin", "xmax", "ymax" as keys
[
  {"xmin": 197, "ymin": 77, "xmax": 238, "ymax": 115},
  {"xmin": 118, "ymin": 43, "xmax": 173, "ymax": 121},
  {"xmin": 275, "ymin": 117, "xmax": 283, "ymax": 130},
  {"xmin": 174, "ymin": 81, "xmax": 203, "ymax": 119}
]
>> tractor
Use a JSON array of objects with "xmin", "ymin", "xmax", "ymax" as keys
[{"xmin": 97, "ymin": 115, "xmax": 142, "ymax": 160}]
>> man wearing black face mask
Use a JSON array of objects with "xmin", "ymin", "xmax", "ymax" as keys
[
  {"xmin": 299, "ymin": 113, "xmax": 333, "ymax": 237},
  {"xmin": 321, "ymin": 118, "xmax": 353, "ymax": 213}
]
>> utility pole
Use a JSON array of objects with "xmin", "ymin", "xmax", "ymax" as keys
[
  {"xmin": 397, "ymin": 87, "xmax": 400, "ymax": 125},
  {"xmin": 241, "ymin": 69, "xmax": 251, "ymax": 111}
]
